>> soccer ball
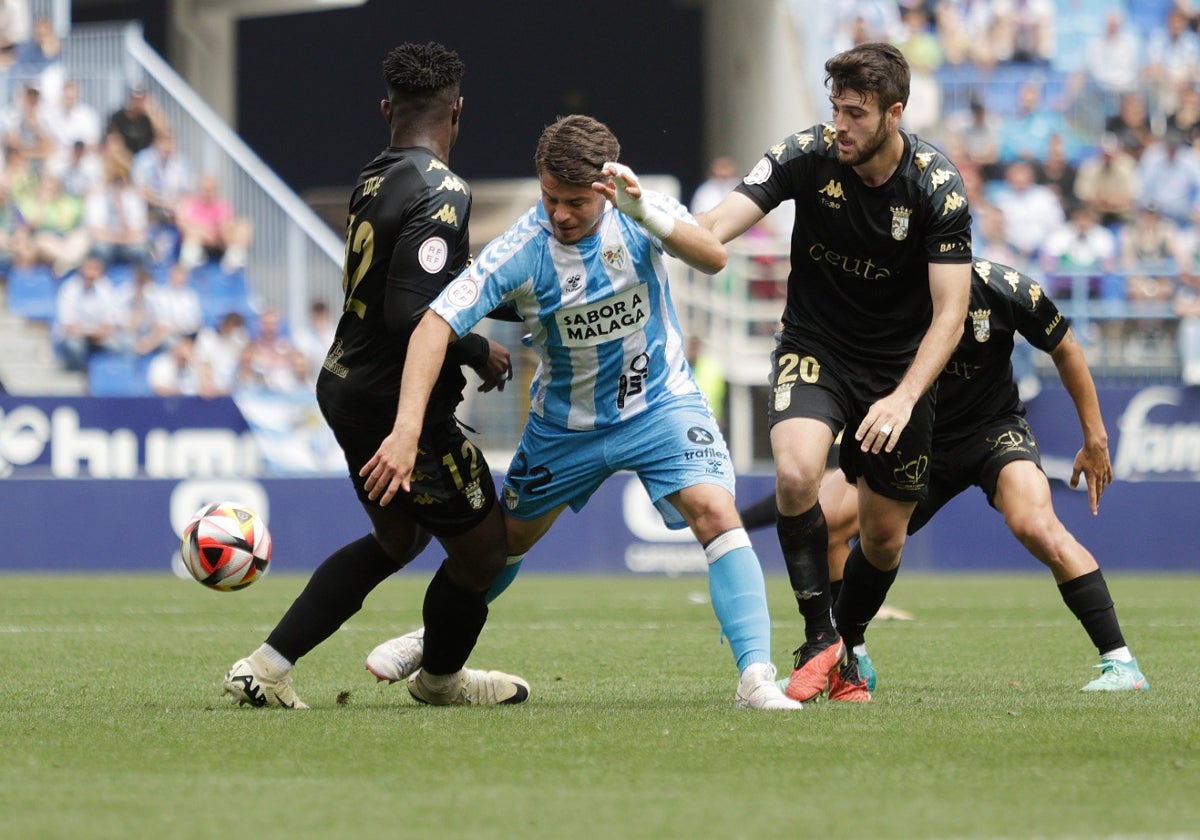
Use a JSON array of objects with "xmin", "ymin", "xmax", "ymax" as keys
[{"xmin": 180, "ymin": 501, "xmax": 272, "ymax": 591}]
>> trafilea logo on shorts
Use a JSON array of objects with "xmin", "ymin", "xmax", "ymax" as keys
[{"xmin": 890, "ymin": 206, "xmax": 912, "ymax": 241}]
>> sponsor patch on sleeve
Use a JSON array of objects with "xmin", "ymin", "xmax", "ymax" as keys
[
  {"xmin": 744, "ymin": 157, "xmax": 772, "ymax": 186},
  {"xmin": 418, "ymin": 237, "xmax": 448, "ymax": 274}
]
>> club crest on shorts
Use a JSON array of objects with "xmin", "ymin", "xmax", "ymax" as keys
[
  {"xmin": 970, "ymin": 308, "xmax": 991, "ymax": 342},
  {"xmin": 773, "ymin": 383, "xmax": 792, "ymax": 411},
  {"xmin": 890, "ymin": 205, "xmax": 912, "ymax": 241},
  {"xmin": 503, "ymin": 485, "xmax": 519, "ymax": 511},
  {"xmin": 465, "ymin": 478, "xmax": 485, "ymax": 510}
]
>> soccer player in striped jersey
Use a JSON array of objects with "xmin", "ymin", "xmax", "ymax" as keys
[{"xmin": 362, "ymin": 114, "xmax": 802, "ymax": 710}]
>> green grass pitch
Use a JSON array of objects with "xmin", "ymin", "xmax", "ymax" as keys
[{"xmin": 2, "ymin": 572, "xmax": 1197, "ymax": 839}]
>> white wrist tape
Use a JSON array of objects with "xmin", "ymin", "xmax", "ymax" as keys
[{"xmin": 639, "ymin": 205, "xmax": 676, "ymax": 240}]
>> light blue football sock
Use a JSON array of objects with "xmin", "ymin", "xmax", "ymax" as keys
[
  {"xmin": 485, "ymin": 553, "xmax": 525, "ymax": 603},
  {"xmin": 705, "ymin": 529, "xmax": 772, "ymax": 673}
]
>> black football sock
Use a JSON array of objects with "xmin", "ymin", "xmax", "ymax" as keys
[
  {"xmin": 738, "ymin": 493, "xmax": 778, "ymax": 532},
  {"xmin": 265, "ymin": 534, "xmax": 398, "ymax": 664},
  {"xmin": 421, "ymin": 563, "xmax": 489, "ymax": 676},
  {"xmin": 776, "ymin": 503, "xmax": 836, "ymax": 639},
  {"xmin": 833, "ymin": 542, "xmax": 898, "ymax": 649},
  {"xmin": 830, "ymin": 577, "xmax": 844, "ymax": 608},
  {"xmin": 1058, "ymin": 569, "xmax": 1125, "ymax": 656}
]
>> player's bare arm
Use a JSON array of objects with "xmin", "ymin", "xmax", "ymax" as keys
[
  {"xmin": 594, "ymin": 162, "xmax": 727, "ymax": 274},
  {"xmin": 1050, "ymin": 327, "xmax": 1112, "ymax": 515},
  {"xmin": 857, "ymin": 260, "xmax": 970, "ymax": 453},
  {"xmin": 694, "ymin": 191, "xmax": 767, "ymax": 246},
  {"xmin": 360, "ymin": 311, "xmax": 457, "ymax": 505}
]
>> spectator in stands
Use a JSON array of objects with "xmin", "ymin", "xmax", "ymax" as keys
[
  {"xmin": 43, "ymin": 79, "xmax": 101, "ymax": 152},
  {"xmin": 0, "ymin": 178, "xmax": 16, "ymax": 269},
  {"xmin": 941, "ymin": 94, "xmax": 1002, "ymax": 181},
  {"xmin": 0, "ymin": 0, "xmax": 31, "ymax": 96},
  {"xmin": 1167, "ymin": 83, "xmax": 1200, "ymax": 148},
  {"xmin": 993, "ymin": 0, "xmax": 1055, "ymax": 65},
  {"xmin": 998, "ymin": 79, "xmax": 1073, "ymax": 164},
  {"xmin": 993, "ymin": 159, "xmax": 1065, "ymax": 262},
  {"xmin": 1143, "ymin": 7, "xmax": 1200, "ymax": 118},
  {"xmin": 290, "ymin": 298, "xmax": 336, "ymax": 381},
  {"xmin": 1104, "ymin": 91, "xmax": 1154, "ymax": 161},
  {"xmin": 99, "ymin": 125, "xmax": 132, "ymax": 180},
  {"xmin": 831, "ymin": 2, "xmax": 904, "ymax": 54},
  {"xmin": 1083, "ymin": 9, "xmax": 1142, "ymax": 118},
  {"xmin": 689, "ymin": 155, "xmax": 740, "ymax": 215},
  {"xmin": 3, "ymin": 139, "xmax": 37, "ymax": 198},
  {"xmin": 1035, "ymin": 132, "xmax": 1077, "ymax": 210},
  {"xmin": 131, "ymin": 128, "xmax": 191, "ymax": 227},
  {"xmin": 237, "ymin": 307, "xmax": 307, "ymax": 393},
  {"xmin": 1120, "ymin": 204, "xmax": 1183, "ymax": 307},
  {"xmin": 139, "ymin": 262, "xmax": 201, "ymax": 354},
  {"xmin": 84, "ymin": 168, "xmax": 150, "ymax": 268},
  {"xmin": 194, "ymin": 310, "xmax": 248, "ymax": 396},
  {"xmin": 47, "ymin": 138, "xmax": 104, "ymax": 198},
  {"xmin": 2, "ymin": 83, "xmax": 54, "ymax": 168},
  {"xmin": 972, "ymin": 202, "xmax": 1023, "ymax": 268},
  {"xmin": 105, "ymin": 86, "xmax": 160, "ymax": 157},
  {"xmin": 12, "ymin": 16, "xmax": 61, "ymax": 105},
  {"xmin": 121, "ymin": 264, "xmax": 165, "ymax": 355},
  {"xmin": 176, "ymin": 173, "xmax": 252, "ymax": 273},
  {"xmin": 53, "ymin": 251, "xmax": 125, "ymax": 372},
  {"xmin": 1135, "ymin": 130, "xmax": 1200, "ymax": 227},
  {"xmin": 146, "ymin": 334, "xmax": 203, "ymax": 397},
  {"xmin": 11, "ymin": 170, "xmax": 89, "ymax": 275},
  {"xmin": 936, "ymin": 0, "xmax": 1002, "ymax": 68},
  {"xmin": 1174, "ymin": 239, "xmax": 1200, "ymax": 385},
  {"xmin": 1073, "ymin": 133, "xmax": 1139, "ymax": 230},
  {"xmin": 893, "ymin": 4, "xmax": 943, "ymax": 136},
  {"xmin": 1040, "ymin": 201, "xmax": 1119, "ymax": 302}
]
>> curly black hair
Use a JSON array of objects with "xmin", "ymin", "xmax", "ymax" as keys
[{"xmin": 382, "ymin": 42, "xmax": 464, "ymax": 99}]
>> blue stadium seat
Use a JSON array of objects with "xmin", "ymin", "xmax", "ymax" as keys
[
  {"xmin": 87, "ymin": 351, "xmax": 151, "ymax": 396},
  {"xmin": 5, "ymin": 264, "xmax": 59, "ymax": 321},
  {"xmin": 197, "ymin": 265, "xmax": 254, "ymax": 327}
]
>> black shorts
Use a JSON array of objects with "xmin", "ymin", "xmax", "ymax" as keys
[
  {"xmin": 907, "ymin": 414, "xmax": 1042, "ymax": 533},
  {"xmin": 767, "ymin": 335, "xmax": 934, "ymax": 502},
  {"xmin": 319, "ymin": 398, "xmax": 496, "ymax": 540}
]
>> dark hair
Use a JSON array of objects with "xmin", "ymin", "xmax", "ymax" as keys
[
  {"xmin": 824, "ymin": 42, "xmax": 910, "ymax": 112},
  {"xmin": 534, "ymin": 115, "xmax": 620, "ymax": 186},
  {"xmin": 382, "ymin": 42, "xmax": 464, "ymax": 103}
]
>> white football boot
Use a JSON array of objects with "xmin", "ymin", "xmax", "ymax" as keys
[
  {"xmin": 365, "ymin": 627, "xmax": 425, "ymax": 683},
  {"xmin": 735, "ymin": 662, "xmax": 804, "ymax": 710},
  {"xmin": 407, "ymin": 667, "xmax": 530, "ymax": 706},
  {"xmin": 222, "ymin": 649, "xmax": 308, "ymax": 709}
]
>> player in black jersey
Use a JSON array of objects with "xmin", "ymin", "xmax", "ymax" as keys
[
  {"xmin": 221, "ymin": 42, "xmax": 529, "ymax": 709},
  {"xmin": 698, "ymin": 42, "xmax": 973, "ymax": 702},
  {"xmin": 741, "ymin": 260, "xmax": 1150, "ymax": 693}
]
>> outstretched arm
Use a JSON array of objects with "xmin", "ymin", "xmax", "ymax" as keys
[
  {"xmin": 1050, "ymin": 327, "xmax": 1111, "ymax": 515},
  {"xmin": 593, "ymin": 162, "xmax": 727, "ymax": 274},
  {"xmin": 360, "ymin": 311, "xmax": 456, "ymax": 506}
]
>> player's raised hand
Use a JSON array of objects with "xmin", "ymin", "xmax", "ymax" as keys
[{"xmin": 594, "ymin": 161, "xmax": 676, "ymax": 239}]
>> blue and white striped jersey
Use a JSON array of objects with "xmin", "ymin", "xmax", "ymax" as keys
[{"xmin": 431, "ymin": 192, "xmax": 700, "ymax": 430}]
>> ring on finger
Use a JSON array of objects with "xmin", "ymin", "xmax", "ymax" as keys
[{"xmin": 880, "ymin": 424, "xmax": 893, "ymax": 436}]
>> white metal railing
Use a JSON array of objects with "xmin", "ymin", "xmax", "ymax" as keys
[{"xmin": 58, "ymin": 22, "xmax": 345, "ymax": 328}]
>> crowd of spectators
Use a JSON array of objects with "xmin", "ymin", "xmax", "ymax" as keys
[
  {"xmin": 796, "ymin": 0, "xmax": 1200, "ymax": 383},
  {"xmin": 0, "ymin": 6, "xmax": 286, "ymax": 397}
]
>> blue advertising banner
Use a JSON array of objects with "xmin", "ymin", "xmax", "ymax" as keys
[{"xmin": 1, "ymin": 387, "xmax": 1197, "ymax": 574}]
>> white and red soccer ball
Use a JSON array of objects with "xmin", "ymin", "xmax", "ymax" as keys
[{"xmin": 180, "ymin": 501, "xmax": 272, "ymax": 591}]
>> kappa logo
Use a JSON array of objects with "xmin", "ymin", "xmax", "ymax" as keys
[
  {"xmin": 930, "ymin": 168, "xmax": 954, "ymax": 188},
  {"xmin": 821, "ymin": 124, "xmax": 837, "ymax": 148},
  {"xmin": 1005, "ymin": 270, "xmax": 1021, "ymax": 293},
  {"xmin": 820, "ymin": 180, "xmax": 846, "ymax": 200},
  {"xmin": 426, "ymin": 159, "xmax": 448, "ymax": 171},
  {"xmin": 941, "ymin": 192, "xmax": 966, "ymax": 216},
  {"xmin": 1028, "ymin": 282, "xmax": 1043, "ymax": 308},
  {"xmin": 915, "ymin": 152, "xmax": 935, "ymax": 171},
  {"xmin": 687, "ymin": 426, "xmax": 715, "ymax": 445},
  {"xmin": 970, "ymin": 308, "xmax": 991, "ymax": 343},
  {"xmin": 795, "ymin": 131, "xmax": 815, "ymax": 150},
  {"xmin": 411, "ymin": 493, "xmax": 437, "ymax": 505},
  {"xmin": 975, "ymin": 259, "xmax": 993, "ymax": 282},
  {"xmin": 430, "ymin": 204, "xmax": 459, "ymax": 226},
  {"xmin": 436, "ymin": 175, "xmax": 468, "ymax": 194},
  {"xmin": 770, "ymin": 142, "xmax": 788, "ymax": 161}
]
